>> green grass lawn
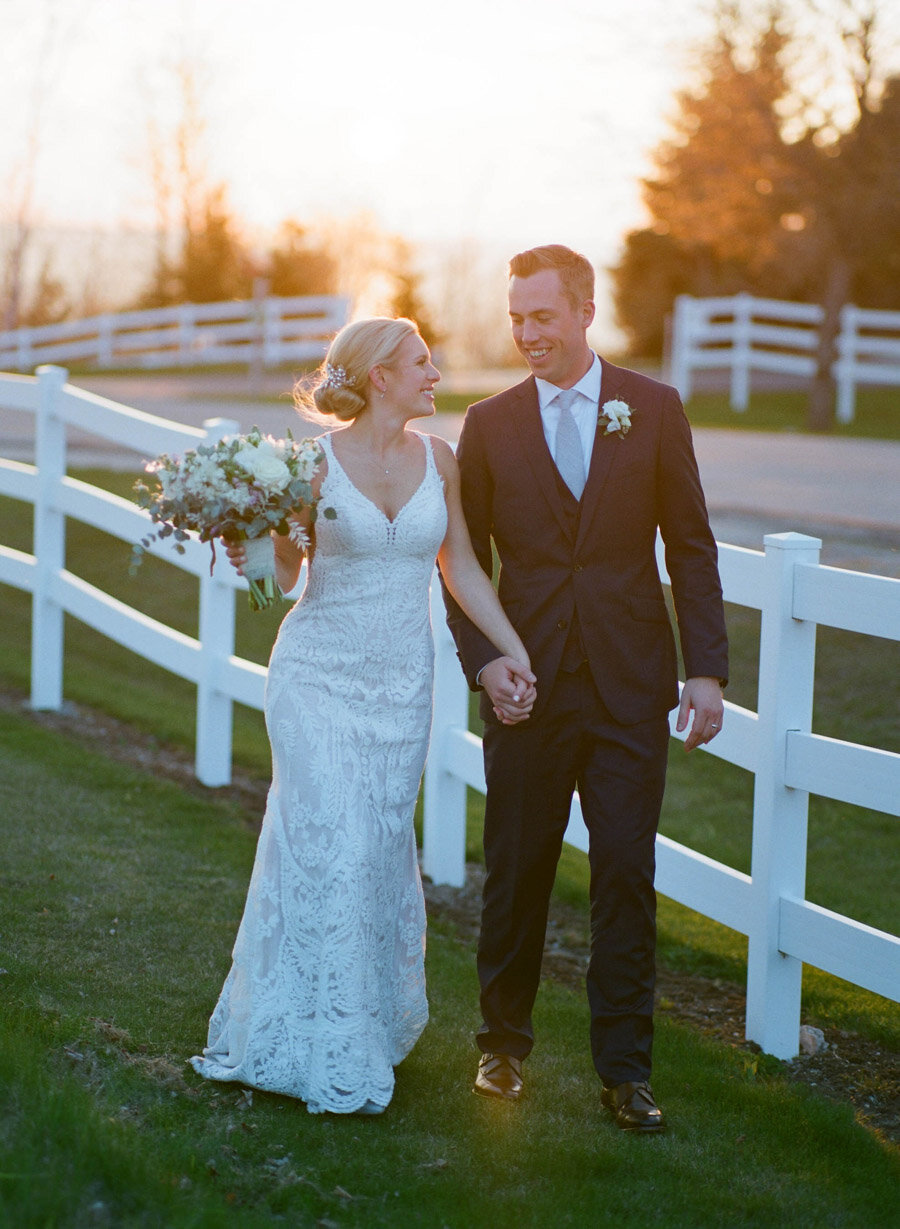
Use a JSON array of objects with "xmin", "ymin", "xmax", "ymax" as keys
[
  {"xmin": 1, "ymin": 707, "xmax": 898, "ymax": 1228},
  {"xmin": 682, "ymin": 385, "xmax": 900, "ymax": 439}
]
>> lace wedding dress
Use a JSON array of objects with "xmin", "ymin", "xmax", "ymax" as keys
[{"xmin": 190, "ymin": 431, "xmax": 447, "ymax": 1113}]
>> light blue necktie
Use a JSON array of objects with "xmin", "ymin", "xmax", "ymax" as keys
[{"xmin": 553, "ymin": 389, "xmax": 585, "ymax": 499}]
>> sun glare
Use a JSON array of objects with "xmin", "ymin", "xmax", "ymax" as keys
[{"xmin": 0, "ymin": 0, "xmax": 716, "ymax": 251}]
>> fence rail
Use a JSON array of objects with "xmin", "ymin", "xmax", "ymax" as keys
[
  {"xmin": 669, "ymin": 292, "xmax": 900, "ymax": 422},
  {"xmin": 1, "ymin": 366, "xmax": 898, "ymax": 1061},
  {"xmin": 0, "ymin": 294, "xmax": 350, "ymax": 373}
]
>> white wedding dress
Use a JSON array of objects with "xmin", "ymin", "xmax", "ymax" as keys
[{"xmin": 190, "ymin": 431, "xmax": 447, "ymax": 1113}]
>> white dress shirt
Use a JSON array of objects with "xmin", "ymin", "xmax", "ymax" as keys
[{"xmin": 535, "ymin": 351, "xmax": 602, "ymax": 476}]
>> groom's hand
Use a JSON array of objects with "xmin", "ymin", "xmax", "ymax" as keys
[
  {"xmin": 677, "ymin": 677, "xmax": 724, "ymax": 751},
  {"xmin": 480, "ymin": 657, "xmax": 537, "ymax": 725}
]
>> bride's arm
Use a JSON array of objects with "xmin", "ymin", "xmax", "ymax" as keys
[
  {"xmin": 433, "ymin": 438, "xmax": 534, "ymax": 686},
  {"xmin": 273, "ymin": 511, "xmax": 310, "ymax": 593}
]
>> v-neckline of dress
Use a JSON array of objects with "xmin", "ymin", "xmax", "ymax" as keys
[{"xmin": 325, "ymin": 431, "xmax": 429, "ymax": 526}]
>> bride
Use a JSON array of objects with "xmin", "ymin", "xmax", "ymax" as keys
[{"xmin": 190, "ymin": 317, "xmax": 535, "ymax": 1115}]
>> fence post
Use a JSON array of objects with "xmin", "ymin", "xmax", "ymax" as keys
[
  {"xmin": 670, "ymin": 295, "xmax": 694, "ymax": 401},
  {"xmin": 835, "ymin": 303, "xmax": 857, "ymax": 425},
  {"xmin": 98, "ymin": 313, "xmax": 114, "ymax": 368},
  {"xmin": 731, "ymin": 293, "xmax": 752, "ymax": 411},
  {"xmin": 17, "ymin": 326, "xmax": 32, "ymax": 372},
  {"xmin": 249, "ymin": 279, "xmax": 269, "ymax": 389},
  {"xmin": 194, "ymin": 416, "xmax": 241, "ymax": 787},
  {"xmin": 31, "ymin": 364, "xmax": 69, "ymax": 710},
  {"xmin": 422, "ymin": 576, "xmax": 469, "ymax": 887},
  {"xmin": 745, "ymin": 532, "xmax": 820, "ymax": 1059},
  {"xmin": 263, "ymin": 297, "xmax": 279, "ymax": 366},
  {"xmin": 178, "ymin": 303, "xmax": 194, "ymax": 366}
]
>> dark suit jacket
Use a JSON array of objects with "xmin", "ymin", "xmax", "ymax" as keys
[{"xmin": 446, "ymin": 359, "xmax": 729, "ymax": 725}]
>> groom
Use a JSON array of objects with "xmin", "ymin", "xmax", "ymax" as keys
[{"xmin": 444, "ymin": 244, "xmax": 728, "ymax": 1132}]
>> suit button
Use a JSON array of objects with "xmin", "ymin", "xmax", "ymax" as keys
[
  {"xmin": 573, "ymin": 563, "xmax": 583, "ymax": 573},
  {"xmin": 557, "ymin": 619, "xmax": 568, "ymax": 630}
]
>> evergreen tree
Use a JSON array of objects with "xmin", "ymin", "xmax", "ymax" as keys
[
  {"xmin": 178, "ymin": 186, "xmax": 253, "ymax": 303},
  {"xmin": 643, "ymin": 18, "xmax": 800, "ymax": 276},
  {"xmin": 388, "ymin": 239, "xmax": 441, "ymax": 349},
  {"xmin": 138, "ymin": 186, "xmax": 254, "ymax": 307},
  {"xmin": 266, "ymin": 221, "xmax": 337, "ymax": 298},
  {"xmin": 613, "ymin": 13, "xmax": 809, "ymax": 356},
  {"xmin": 611, "ymin": 0, "xmax": 900, "ymax": 429}
]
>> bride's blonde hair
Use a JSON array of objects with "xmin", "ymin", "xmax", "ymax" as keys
[{"xmin": 295, "ymin": 316, "xmax": 420, "ymax": 423}]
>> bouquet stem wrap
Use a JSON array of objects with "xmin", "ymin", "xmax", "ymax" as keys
[{"xmin": 241, "ymin": 534, "xmax": 279, "ymax": 611}]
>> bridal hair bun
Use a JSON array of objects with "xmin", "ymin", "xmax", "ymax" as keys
[
  {"xmin": 305, "ymin": 316, "xmax": 419, "ymax": 422},
  {"xmin": 312, "ymin": 364, "xmax": 366, "ymax": 422}
]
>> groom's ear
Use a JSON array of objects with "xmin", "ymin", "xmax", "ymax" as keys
[{"xmin": 581, "ymin": 300, "xmax": 596, "ymax": 330}]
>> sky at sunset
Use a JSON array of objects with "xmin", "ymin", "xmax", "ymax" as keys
[
  {"xmin": 2, "ymin": 0, "xmax": 719, "ymax": 264},
  {"xmin": 11, "ymin": 0, "xmax": 897, "ymax": 350}
]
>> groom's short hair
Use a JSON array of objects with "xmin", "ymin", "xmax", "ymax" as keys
[{"xmin": 508, "ymin": 245, "xmax": 594, "ymax": 308}]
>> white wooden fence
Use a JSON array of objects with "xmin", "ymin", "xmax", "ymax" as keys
[
  {"xmin": 0, "ymin": 294, "xmax": 350, "ymax": 373},
  {"xmin": 1, "ymin": 366, "xmax": 898, "ymax": 1061},
  {"xmin": 670, "ymin": 292, "xmax": 900, "ymax": 423}
]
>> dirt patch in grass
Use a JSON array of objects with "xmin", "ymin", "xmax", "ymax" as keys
[{"xmin": 4, "ymin": 685, "xmax": 897, "ymax": 1147}]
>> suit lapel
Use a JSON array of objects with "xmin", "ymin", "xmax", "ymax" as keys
[
  {"xmin": 511, "ymin": 378, "xmax": 575, "ymax": 540},
  {"xmin": 576, "ymin": 360, "xmax": 628, "ymax": 551}
]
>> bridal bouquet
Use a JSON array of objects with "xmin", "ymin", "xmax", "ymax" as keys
[{"xmin": 132, "ymin": 427, "xmax": 325, "ymax": 611}]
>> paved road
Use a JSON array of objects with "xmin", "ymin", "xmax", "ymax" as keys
[{"xmin": 2, "ymin": 372, "xmax": 898, "ymax": 575}]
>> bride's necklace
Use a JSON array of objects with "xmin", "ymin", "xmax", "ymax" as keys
[{"xmin": 363, "ymin": 429, "xmax": 404, "ymax": 476}]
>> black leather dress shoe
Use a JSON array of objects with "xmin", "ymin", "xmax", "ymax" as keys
[
  {"xmin": 473, "ymin": 1053, "xmax": 523, "ymax": 1101},
  {"xmin": 601, "ymin": 1080, "xmax": 665, "ymax": 1132}
]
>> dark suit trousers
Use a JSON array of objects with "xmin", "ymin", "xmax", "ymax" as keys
[{"xmin": 476, "ymin": 664, "xmax": 670, "ymax": 1086}]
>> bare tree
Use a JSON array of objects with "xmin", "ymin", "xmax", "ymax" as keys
[
  {"xmin": 787, "ymin": 0, "xmax": 900, "ymax": 428},
  {"xmin": 137, "ymin": 51, "xmax": 223, "ymax": 306},
  {"xmin": 431, "ymin": 241, "xmax": 521, "ymax": 370},
  {"xmin": 1, "ymin": 0, "xmax": 83, "ymax": 329}
]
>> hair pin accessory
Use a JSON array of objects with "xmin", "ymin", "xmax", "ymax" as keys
[{"xmin": 322, "ymin": 363, "xmax": 348, "ymax": 390}]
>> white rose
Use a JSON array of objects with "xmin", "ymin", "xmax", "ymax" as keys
[
  {"xmin": 600, "ymin": 399, "xmax": 633, "ymax": 435},
  {"xmin": 235, "ymin": 443, "xmax": 291, "ymax": 491}
]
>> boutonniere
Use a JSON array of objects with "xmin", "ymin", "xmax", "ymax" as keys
[{"xmin": 599, "ymin": 399, "xmax": 634, "ymax": 439}]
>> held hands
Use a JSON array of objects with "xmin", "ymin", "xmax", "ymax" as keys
[
  {"xmin": 676, "ymin": 677, "xmax": 724, "ymax": 751},
  {"xmin": 480, "ymin": 657, "xmax": 537, "ymax": 725}
]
